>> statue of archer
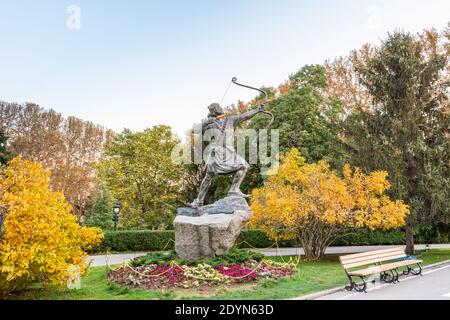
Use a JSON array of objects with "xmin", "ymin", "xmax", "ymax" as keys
[{"xmin": 189, "ymin": 77, "xmax": 273, "ymax": 208}]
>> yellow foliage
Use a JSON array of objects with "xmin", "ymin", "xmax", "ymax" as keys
[
  {"xmin": 250, "ymin": 148, "xmax": 409, "ymax": 244},
  {"xmin": 0, "ymin": 157, "xmax": 104, "ymax": 291}
]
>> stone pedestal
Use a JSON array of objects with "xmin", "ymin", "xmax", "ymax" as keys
[
  {"xmin": 174, "ymin": 196, "xmax": 252, "ymax": 260},
  {"xmin": 177, "ymin": 196, "xmax": 250, "ymax": 217}
]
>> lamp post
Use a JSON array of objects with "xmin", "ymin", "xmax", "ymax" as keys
[{"xmin": 112, "ymin": 202, "xmax": 121, "ymax": 231}]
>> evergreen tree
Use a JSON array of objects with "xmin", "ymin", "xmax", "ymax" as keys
[
  {"xmin": 252, "ymin": 65, "xmax": 345, "ymax": 166},
  {"xmin": 345, "ymin": 31, "xmax": 450, "ymax": 253},
  {"xmin": 85, "ymin": 187, "xmax": 115, "ymax": 230}
]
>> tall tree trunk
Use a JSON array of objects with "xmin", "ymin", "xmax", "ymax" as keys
[
  {"xmin": 404, "ymin": 151, "xmax": 417, "ymax": 256},
  {"xmin": 405, "ymin": 219, "xmax": 415, "ymax": 255}
]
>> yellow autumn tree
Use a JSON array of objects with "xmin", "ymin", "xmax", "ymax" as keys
[
  {"xmin": 250, "ymin": 148, "xmax": 409, "ymax": 260},
  {"xmin": 0, "ymin": 157, "xmax": 104, "ymax": 292}
]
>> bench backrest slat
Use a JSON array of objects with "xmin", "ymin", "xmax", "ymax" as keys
[
  {"xmin": 340, "ymin": 247, "xmax": 401, "ymax": 260},
  {"xmin": 342, "ymin": 250, "xmax": 405, "ymax": 266},
  {"xmin": 340, "ymin": 247, "xmax": 406, "ymax": 270},
  {"xmin": 341, "ymin": 249, "xmax": 405, "ymax": 264}
]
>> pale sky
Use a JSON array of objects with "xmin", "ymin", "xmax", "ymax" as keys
[{"xmin": 1, "ymin": 0, "xmax": 449, "ymax": 137}]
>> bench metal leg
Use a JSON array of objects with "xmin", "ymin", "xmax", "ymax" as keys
[
  {"xmin": 345, "ymin": 274, "xmax": 367, "ymax": 293},
  {"xmin": 380, "ymin": 270, "xmax": 396, "ymax": 283},
  {"xmin": 410, "ymin": 263, "xmax": 422, "ymax": 276},
  {"xmin": 392, "ymin": 268, "xmax": 400, "ymax": 282},
  {"xmin": 402, "ymin": 263, "xmax": 422, "ymax": 276}
]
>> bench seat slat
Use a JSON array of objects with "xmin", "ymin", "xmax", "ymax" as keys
[{"xmin": 348, "ymin": 259, "xmax": 423, "ymax": 276}]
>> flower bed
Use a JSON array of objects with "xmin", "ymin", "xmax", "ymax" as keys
[{"xmin": 107, "ymin": 250, "xmax": 297, "ymax": 291}]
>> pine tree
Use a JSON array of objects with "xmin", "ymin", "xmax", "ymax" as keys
[
  {"xmin": 345, "ymin": 31, "xmax": 450, "ymax": 253},
  {"xmin": 85, "ymin": 187, "xmax": 114, "ymax": 230}
]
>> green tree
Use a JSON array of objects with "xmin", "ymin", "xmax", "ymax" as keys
[
  {"xmin": 236, "ymin": 65, "xmax": 346, "ymax": 196},
  {"xmin": 97, "ymin": 126, "xmax": 183, "ymax": 230},
  {"xmin": 0, "ymin": 129, "xmax": 13, "ymax": 165},
  {"xmin": 345, "ymin": 31, "xmax": 450, "ymax": 253},
  {"xmin": 85, "ymin": 185, "xmax": 115, "ymax": 230},
  {"xmin": 252, "ymin": 65, "xmax": 345, "ymax": 166}
]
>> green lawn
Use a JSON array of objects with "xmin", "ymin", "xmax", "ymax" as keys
[{"xmin": 4, "ymin": 249, "xmax": 450, "ymax": 300}]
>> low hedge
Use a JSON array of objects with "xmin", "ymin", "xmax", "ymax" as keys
[
  {"xmin": 331, "ymin": 228, "xmax": 406, "ymax": 246},
  {"xmin": 95, "ymin": 230, "xmax": 175, "ymax": 253},
  {"xmin": 236, "ymin": 229, "xmax": 299, "ymax": 248},
  {"xmin": 92, "ymin": 227, "xmax": 450, "ymax": 253}
]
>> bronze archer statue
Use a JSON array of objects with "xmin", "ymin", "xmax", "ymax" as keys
[{"xmin": 189, "ymin": 102, "xmax": 269, "ymax": 208}]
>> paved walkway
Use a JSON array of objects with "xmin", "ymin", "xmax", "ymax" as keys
[
  {"xmin": 89, "ymin": 252, "xmax": 148, "ymax": 267},
  {"xmin": 88, "ymin": 244, "xmax": 450, "ymax": 267},
  {"xmin": 311, "ymin": 261, "xmax": 450, "ymax": 300}
]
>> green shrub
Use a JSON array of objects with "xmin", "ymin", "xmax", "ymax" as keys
[
  {"xmin": 414, "ymin": 224, "xmax": 450, "ymax": 244},
  {"xmin": 95, "ymin": 230, "xmax": 175, "ymax": 252},
  {"xmin": 131, "ymin": 251, "xmax": 178, "ymax": 266},
  {"xmin": 331, "ymin": 228, "xmax": 406, "ymax": 246},
  {"xmin": 93, "ymin": 229, "xmax": 296, "ymax": 253},
  {"xmin": 236, "ymin": 229, "xmax": 299, "ymax": 248},
  {"xmin": 202, "ymin": 249, "xmax": 264, "ymax": 267},
  {"xmin": 131, "ymin": 249, "xmax": 264, "ymax": 267},
  {"xmin": 93, "ymin": 226, "xmax": 450, "ymax": 253}
]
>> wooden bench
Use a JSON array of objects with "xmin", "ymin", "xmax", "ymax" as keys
[{"xmin": 339, "ymin": 247, "xmax": 423, "ymax": 292}]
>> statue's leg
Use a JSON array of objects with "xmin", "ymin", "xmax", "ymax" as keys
[
  {"xmin": 190, "ymin": 170, "xmax": 215, "ymax": 207},
  {"xmin": 228, "ymin": 165, "xmax": 249, "ymax": 197}
]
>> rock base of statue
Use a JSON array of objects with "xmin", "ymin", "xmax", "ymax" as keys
[
  {"xmin": 174, "ymin": 196, "xmax": 252, "ymax": 260},
  {"xmin": 177, "ymin": 195, "xmax": 250, "ymax": 217}
]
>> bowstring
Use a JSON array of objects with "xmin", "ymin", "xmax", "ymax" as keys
[{"xmin": 219, "ymin": 79, "xmax": 233, "ymax": 105}]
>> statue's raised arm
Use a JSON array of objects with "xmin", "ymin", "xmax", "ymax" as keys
[{"xmin": 230, "ymin": 104, "xmax": 266, "ymax": 127}]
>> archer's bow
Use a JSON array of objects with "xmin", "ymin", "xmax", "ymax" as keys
[{"xmin": 231, "ymin": 77, "xmax": 274, "ymax": 128}]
